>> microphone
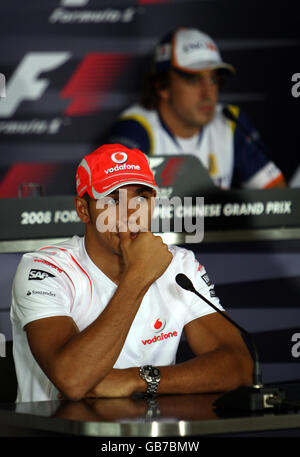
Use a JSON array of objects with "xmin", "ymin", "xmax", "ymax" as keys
[
  {"xmin": 222, "ymin": 105, "xmax": 261, "ymax": 146},
  {"xmin": 175, "ymin": 273, "xmax": 285, "ymax": 411}
]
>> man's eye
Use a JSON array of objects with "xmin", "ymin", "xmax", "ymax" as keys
[
  {"xmin": 209, "ymin": 76, "xmax": 219, "ymax": 85},
  {"xmin": 135, "ymin": 196, "xmax": 147, "ymax": 203},
  {"xmin": 186, "ymin": 77, "xmax": 198, "ymax": 84},
  {"xmin": 186, "ymin": 75, "xmax": 218, "ymax": 85},
  {"xmin": 105, "ymin": 197, "xmax": 117, "ymax": 206}
]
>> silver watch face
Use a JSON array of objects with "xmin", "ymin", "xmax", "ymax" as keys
[
  {"xmin": 143, "ymin": 366, "xmax": 152, "ymax": 377},
  {"xmin": 140, "ymin": 365, "xmax": 161, "ymax": 396},
  {"xmin": 141, "ymin": 365, "xmax": 160, "ymax": 381},
  {"xmin": 152, "ymin": 367, "xmax": 160, "ymax": 377}
]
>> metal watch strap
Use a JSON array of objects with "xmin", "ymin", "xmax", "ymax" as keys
[{"xmin": 139, "ymin": 365, "xmax": 161, "ymax": 397}]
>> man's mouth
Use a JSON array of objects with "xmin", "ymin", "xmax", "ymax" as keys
[
  {"xmin": 199, "ymin": 104, "xmax": 214, "ymax": 113},
  {"xmin": 130, "ymin": 232, "xmax": 139, "ymax": 240}
]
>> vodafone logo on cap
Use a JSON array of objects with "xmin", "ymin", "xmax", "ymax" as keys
[
  {"xmin": 111, "ymin": 152, "xmax": 128, "ymax": 164},
  {"xmin": 151, "ymin": 318, "xmax": 166, "ymax": 333}
]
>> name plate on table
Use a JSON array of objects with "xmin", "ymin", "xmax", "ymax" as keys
[{"xmin": 0, "ymin": 155, "xmax": 299, "ymax": 241}]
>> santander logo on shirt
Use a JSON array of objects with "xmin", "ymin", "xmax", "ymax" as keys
[{"xmin": 141, "ymin": 317, "xmax": 178, "ymax": 345}]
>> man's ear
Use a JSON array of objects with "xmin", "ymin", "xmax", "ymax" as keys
[
  {"xmin": 74, "ymin": 196, "xmax": 91, "ymax": 224},
  {"xmin": 155, "ymin": 82, "xmax": 170, "ymax": 102},
  {"xmin": 154, "ymin": 70, "xmax": 171, "ymax": 102}
]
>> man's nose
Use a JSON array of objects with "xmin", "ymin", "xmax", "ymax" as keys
[
  {"xmin": 199, "ymin": 76, "xmax": 216, "ymax": 96},
  {"xmin": 117, "ymin": 199, "xmax": 137, "ymax": 224}
]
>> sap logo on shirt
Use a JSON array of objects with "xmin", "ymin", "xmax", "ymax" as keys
[{"xmin": 28, "ymin": 269, "xmax": 55, "ymax": 280}]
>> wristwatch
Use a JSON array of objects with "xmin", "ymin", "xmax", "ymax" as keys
[{"xmin": 139, "ymin": 365, "xmax": 161, "ymax": 397}]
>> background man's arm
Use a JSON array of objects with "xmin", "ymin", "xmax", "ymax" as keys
[{"xmin": 231, "ymin": 108, "xmax": 286, "ymax": 188}]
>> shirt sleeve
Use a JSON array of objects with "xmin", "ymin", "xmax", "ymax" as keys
[
  {"xmin": 232, "ymin": 109, "xmax": 283, "ymax": 188},
  {"xmin": 106, "ymin": 117, "xmax": 151, "ymax": 155},
  {"xmin": 185, "ymin": 260, "xmax": 224, "ymax": 324},
  {"xmin": 11, "ymin": 253, "xmax": 74, "ymax": 329},
  {"xmin": 171, "ymin": 247, "xmax": 224, "ymax": 326}
]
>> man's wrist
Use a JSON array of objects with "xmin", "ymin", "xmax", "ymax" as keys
[
  {"xmin": 120, "ymin": 270, "xmax": 153, "ymax": 297},
  {"xmin": 136, "ymin": 367, "xmax": 148, "ymax": 392},
  {"xmin": 138, "ymin": 365, "xmax": 161, "ymax": 397}
]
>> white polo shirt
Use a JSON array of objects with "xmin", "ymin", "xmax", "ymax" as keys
[
  {"xmin": 11, "ymin": 235, "xmax": 223, "ymax": 402},
  {"xmin": 108, "ymin": 103, "xmax": 283, "ymax": 189}
]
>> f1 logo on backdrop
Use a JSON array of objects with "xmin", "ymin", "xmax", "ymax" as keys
[
  {"xmin": 0, "ymin": 51, "xmax": 131, "ymax": 118},
  {"xmin": 60, "ymin": 53, "xmax": 131, "ymax": 116},
  {"xmin": 0, "ymin": 53, "xmax": 70, "ymax": 118}
]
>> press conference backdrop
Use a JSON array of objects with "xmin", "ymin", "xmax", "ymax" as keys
[{"xmin": 0, "ymin": 0, "xmax": 300, "ymax": 384}]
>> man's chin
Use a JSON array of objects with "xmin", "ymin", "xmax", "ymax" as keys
[{"xmin": 197, "ymin": 112, "xmax": 215, "ymax": 126}]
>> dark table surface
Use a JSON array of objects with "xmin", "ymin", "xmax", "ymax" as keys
[{"xmin": 0, "ymin": 381, "xmax": 300, "ymax": 438}]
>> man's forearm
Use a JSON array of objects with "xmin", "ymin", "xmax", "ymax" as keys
[
  {"xmin": 86, "ymin": 344, "xmax": 253, "ymax": 398},
  {"xmin": 157, "ymin": 345, "xmax": 253, "ymax": 395},
  {"xmin": 52, "ymin": 272, "xmax": 150, "ymax": 400}
]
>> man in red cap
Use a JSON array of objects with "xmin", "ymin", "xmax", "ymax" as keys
[{"xmin": 11, "ymin": 144, "xmax": 252, "ymax": 402}]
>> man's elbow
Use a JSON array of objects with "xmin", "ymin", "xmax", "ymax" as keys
[
  {"xmin": 235, "ymin": 348, "xmax": 254, "ymax": 388},
  {"xmin": 62, "ymin": 384, "xmax": 88, "ymax": 402},
  {"xmin": 220, "ymin": 345, "xmax": 254, "ymax": 392},
  {"xmin": 50, "ymin": 363, "xmax": 90, "ymax": 401},
  {"xmin": 242, "ymin": 356, "xmax": 254, "ymax": 386},
  {"xmin": 54, "ymin": 376, "xmax": 87, "ymax": 401}
]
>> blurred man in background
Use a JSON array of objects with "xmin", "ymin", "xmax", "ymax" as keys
[{"xmin": 107, "ymin": 27, "xmax": 285, "ymax": 190}]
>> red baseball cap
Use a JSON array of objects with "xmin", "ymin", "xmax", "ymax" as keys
[{"xmin": 76, "ymin": 144, "xmax": 158, "ymax": 199}]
